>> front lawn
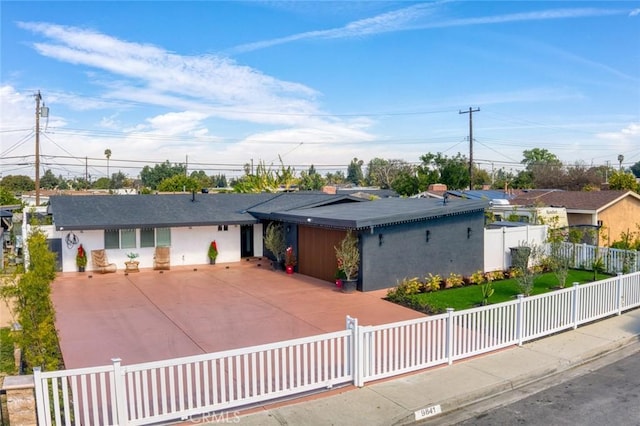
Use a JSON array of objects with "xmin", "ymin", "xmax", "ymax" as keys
[{"xmin": 388, "ymin": 270, "xmax": 613, "ymax": 313}]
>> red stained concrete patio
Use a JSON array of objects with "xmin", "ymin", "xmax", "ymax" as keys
[{"xmin": 52, "ymin": 259, "xmax": 425, "ymax": 369}]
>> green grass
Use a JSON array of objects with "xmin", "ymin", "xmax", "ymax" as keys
[
  {"xmin": 397, "ymin": 270, "xmax": 613, "ymax": 313},
  {"xmin": 0, "ymin": 328, "xmax": 17, "ymax": 375}
]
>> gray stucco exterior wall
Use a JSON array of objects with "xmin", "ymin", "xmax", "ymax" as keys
[{"xmin": 360, "ymin": 211, "xmax": 485, "ymax": 291}]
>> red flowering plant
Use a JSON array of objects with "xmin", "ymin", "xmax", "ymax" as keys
[
  {"xmin": 285, "ymin": 246, "xmax": 297, "ymax": 268},
  {"xmin": 208, "ymin": 241, "xmax": 218, "ymax": 262},
  {"xmin": 76, "ymin": 244, "xmax": 87, "ymax": 268}
]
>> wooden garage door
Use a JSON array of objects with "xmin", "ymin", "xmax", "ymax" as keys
[{"xmin": 298, "ymin": 226, "xmax": 347, "ymax": 283}]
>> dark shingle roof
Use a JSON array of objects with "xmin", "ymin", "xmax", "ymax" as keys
[
  {"xmin": 270, "ymin": 197, "xmax": 488, "ymax": 230},
  {"xmin": 48, "ymin": 193, "xmax": 359, "ymax": 230},
  {"xmin": 48, "ymin": 193, "xmax": 275, "ymax": 230},
  {"xmin": 509, "ymin": 190, "xmax": 639, "ymax": 211},
  {"xmin": 246, "ymin": 193, "xmax": 361, "ymax": 218},
  {"xmin": 49, "ymin": 193, "xmax": 489, "ymax": 231}
]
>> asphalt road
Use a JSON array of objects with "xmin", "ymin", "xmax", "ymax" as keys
[{"xmin": 421, "ymin": 342, "xmax": 640, "ymax": 426}]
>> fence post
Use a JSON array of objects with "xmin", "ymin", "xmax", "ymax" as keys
[
  {"xmin": 516, "ymin": 295, "xmax": 524, "ymax": 346},
  {"xmin": 32, "ymin": 367, "xmax": 46, "ymax": 426},
  {"xmin": 572, "ymin": 282, "xmax": 580, "ymax": 329},
  {"xmin": 345, "ymin": 316, "xmax": 362, "ymax": 386},
  {"xmin": 446, "ymin": 308, "xmax": 454, "ymax": 365},
  {"xmin": 617, "ymin": 273, "xmax": 623, "ymax": 315},
  {"xmin": 112, "ymin": 358, "xmax": 127, "ymax": 425}
]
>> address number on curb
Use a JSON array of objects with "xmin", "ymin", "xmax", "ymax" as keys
[{"xmin": 415, "ymin": 404, "xmax": 442, "ymax": 420}]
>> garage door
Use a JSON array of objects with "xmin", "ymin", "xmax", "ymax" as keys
[{"xmin": 298, "ymin": 226, "xmax": 346, "ymax": 283}]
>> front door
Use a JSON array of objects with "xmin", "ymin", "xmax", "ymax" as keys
[
  {"xmin": 47, "ymin": 238, "xmax": 63, "ymax": 272},
  {"xmin": 240, "ymin": 225, "xmax": 254, "ymax": 257}
]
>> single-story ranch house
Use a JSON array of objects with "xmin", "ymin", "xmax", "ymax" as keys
[{"xmin": 46, "ymin": 193, "xmax": 488, "ymax": 291}]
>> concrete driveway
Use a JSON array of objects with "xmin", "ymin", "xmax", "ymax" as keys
[{"xmin": 51, "ymin": 259, "xmax": 424, "ymax": 369}]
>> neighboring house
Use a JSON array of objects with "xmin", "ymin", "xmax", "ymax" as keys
[
  {"xmin": 46, "ymin": 193, "xmax": 487, "ymax": 292},
  {"xmin": 509, "ymin": 190, "xmax": 640, "ymax": 245}
]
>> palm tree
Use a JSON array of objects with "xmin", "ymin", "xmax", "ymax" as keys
[{"xmin": 104, "ymin": 149, "xmax": 112, "ymax": 180}]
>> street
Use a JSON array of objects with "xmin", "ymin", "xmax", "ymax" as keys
[{"xmin": 418, "ymin": 342, "xmax": 640, "ymax": 426}]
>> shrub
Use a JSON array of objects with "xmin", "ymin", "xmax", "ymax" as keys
[
  {"xmin": 486, "ymin": 270, "xmax": 505, "ymax": 281},
  {"xmin": 445, "ymin": 272, "xmax": 464, "ymax": 288},
  {"xmin": 387, "ymin": 277, "xmax": 422, "ymax": 301},
  {"xmin": 469, "ymin": 270, "xmax": 486, "ymax": 285},
  {"xmin": 424, "ymin": 273, "xmax": 442, "ymax": 292}
]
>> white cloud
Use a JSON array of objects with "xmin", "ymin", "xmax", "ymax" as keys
[
  {"xmin": 630, "ymin": 8, "xmax": 640, "ymax": 17},
  {"xmin": 17, "ymin": 21, "xmax": 322, "ymax": 124},
  {"xmin": 597, "ymin": 122, "xmax": 640, "ymax": 141},
  {"xmin": 2, "ymin": 22, "xmax": 381, "ymax": 177},
  {"xmin": 230, "ymin": 4, "xmax": 626, "ymax": 53},
  {"xmin": 145, "ymin": 111, "xmax": 208, "ymax": 136}
]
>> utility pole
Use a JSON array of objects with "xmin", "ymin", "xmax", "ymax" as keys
[
  {"xmin": 459, "ymin": 107, "xmax": 480, "ymax": 190},
  {"xmin": 35, "ymin": 92, "xmax": 42, "ymax": 206}
]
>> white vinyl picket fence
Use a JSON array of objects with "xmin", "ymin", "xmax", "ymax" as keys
[
  {"xmin": 559, "ymin": 242, "xmax": 640, "ymax": 274},
  {"xmin": 35, "ymin": 272, "xmax": 640, "ymax": 425}
]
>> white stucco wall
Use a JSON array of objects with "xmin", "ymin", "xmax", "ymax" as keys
[{"xmin": 49, "ymin": 224, "xmax": 263, "ymax": 272}]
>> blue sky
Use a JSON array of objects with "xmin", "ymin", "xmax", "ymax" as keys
[{"xmin": 1, "ymin": 1, "xmax": 639, "ymax": 181}]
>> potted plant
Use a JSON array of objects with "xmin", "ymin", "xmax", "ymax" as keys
[
  {"xmin": 334, "ymin": 230, "xmax": 359, "ymax": 293},
  {"xmin": 264, "ymin": 222, "xmax": 286, "ymax": 270},
  {"xmin": 208, "ymin": 240, "xmax": 218, "ymax": 265},
  {"xmin": 334, "ymin": 269, "xmax": 347, "ymax": 288},
  {"xmin": 285, "ymin": 246, "xmax": 296, "ymax": 274},
  {"xmin": 76, "ymin": 244, "xmax": 87, "ymax": 272},
  {"xmin": 125, "ymin": 252, "xmax": 139, "ymax": 272}
]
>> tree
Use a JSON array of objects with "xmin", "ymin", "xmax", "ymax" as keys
[
  {"xmin": 521, "ymin": 148, "xmax": 561, "ymax": 170},
  {"xmin": 0, "ymin": 226, "xmax": 60, "ymax": 371},
  {"xmin": 608, "ymin": 170, "xmax": 639, "ymax": 192},
  {"xmin": 325, "ymin": 171, "xmax": 346, "ymax": 185},
  {"xmin": 346, "ymin": 158, "xmax": 364, "ymax": 186},
  {"xmin": 104, "ymin": 149, "xmax": 112, "ymax": 181},
  {"xmin": 518, "ymin": 149, "xmax": 562, "ymax": 189},
  {"xmin": 390, "ymin": 169, "xmax": 420, "ymax": 196},
  {"xmin": 39, "ymin": 169, "xmax": 60, "ymax": 189},
  {"xmin": 420, "ymin": 152, "xmax": 469, "ymax": 190},
  {"xmin": 299, "ymin": 165, "xmax": 325, "ymax": 191},
  {"xmin": 1, "ymin": 175, "xmax": 35, "ymax": 192},
  {"xmin": 211, "ymin": 173, "xmax": 227, "ymax": 188},
  {"xmin": 366, "ymin": 158, "xmax": 413, "ymax": 189},
  {"xmin": 264, "ymin": 222, "xmax": 286, "ymax": 265},
  {"xmin": 275, "ymin": 157, "xmax": 297, "ymax": 191},
  {"xmin": 157, "ymin": 174, "xmax": 199, "ymax": 192},
  {"xmin": 232, "ymin": 160, "xmax": 279, "ymax": 193},
  {"xmin": 140, "ymin": 161, "xmax": 186, "ymax": 190},
  {"xmin": 631, "ymin": 161, "xmax": 640, "ymax": 178},
  {"xmin": 189, "ymin": 170, "xmax": 211, "ymax": 189},
  {"xmin": 491, "ymin": 168, "xmax": 516, "ymax": 191},
  {"xmin": 0, "ymin": 186, "xmax": 21, "ymax": 205},
  {"xmin": 472, "ymin": 167, "xmax": 491, "ymax": 189},
  {"xmin": 57, "ymin": 175, "xmax": 70, "ymax": 190},
  {"xmin": 110, "ymin": 171, "xmax": 128, "ymax": 189},
  {"xmin": 92, "ymin": 177, "xmax": 111, "ymax": 190}
]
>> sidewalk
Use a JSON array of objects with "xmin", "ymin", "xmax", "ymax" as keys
[{"xmin": 236, "ymin": 308, "xmax": 640, "ymax": 426}]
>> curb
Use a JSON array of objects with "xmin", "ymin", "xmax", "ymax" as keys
[{"xmin": 407, "ymin": 336, "xmax": 640, "ymax": 425}]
